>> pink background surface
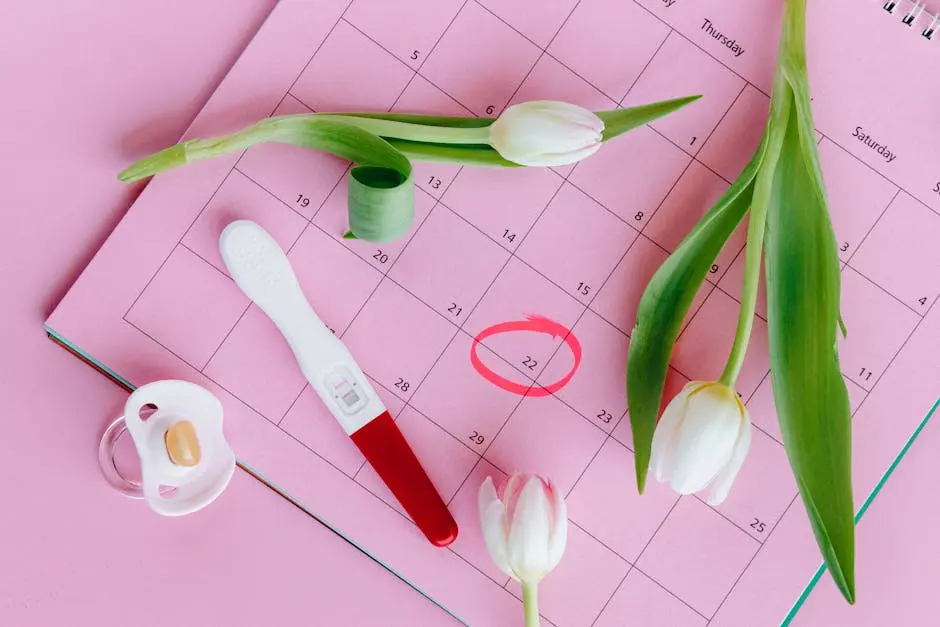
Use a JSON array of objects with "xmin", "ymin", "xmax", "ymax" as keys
[
  {"xmin": 0, "ymin": 2, "xmax": 454, "ymax": 625},
  {"xmin": 2, "ymin": 1, "xmax": 939, "ymax": 626}
]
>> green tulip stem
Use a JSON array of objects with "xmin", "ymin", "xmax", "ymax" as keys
[
  {"xmin": 522, "ymin": 581, "xmax": 539, "ymax": 627},
  {"xmin": 315, "ymin": 114, "xmax": 492, "ymax": 144},
  {"xmin": 718, "ymin": 12, "xmax": 793, "ymax": 391}
]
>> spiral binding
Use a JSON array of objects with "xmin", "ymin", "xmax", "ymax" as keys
[{"xmin": 882, "ymin": 0, "xmax": 939, "ymax": 39}]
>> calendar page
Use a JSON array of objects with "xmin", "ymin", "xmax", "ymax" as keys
[{"xmin": 47, "ymin": 0, "xmax": 940, "ymax": 624}]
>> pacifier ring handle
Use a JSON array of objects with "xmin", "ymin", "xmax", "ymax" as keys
[{"xmin": 98, "ymin": 415, "xmax": 145, "ymax": 499}]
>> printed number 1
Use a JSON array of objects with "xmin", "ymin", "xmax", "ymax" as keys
[{"xmin": 690, "ymin": 136, "xmax": 697, "ymax": 146}]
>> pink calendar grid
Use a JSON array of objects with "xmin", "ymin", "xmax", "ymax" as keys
[{"xmin": 46, "ymin": 0, "xmax": 940, "ymax": 625}]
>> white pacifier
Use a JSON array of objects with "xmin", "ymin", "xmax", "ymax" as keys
[{"xmin": 97, "ymin": 380, "xmax": 236, "ymax": 516}]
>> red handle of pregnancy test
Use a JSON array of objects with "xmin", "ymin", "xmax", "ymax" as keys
[{"xmin": 350, "ymin": 411, "xmax": 458, "ymax": 547}]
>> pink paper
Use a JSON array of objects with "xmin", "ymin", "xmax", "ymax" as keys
[{"xmin": 46, "ymin": 0, "xmax": 940, "ymax": 624}]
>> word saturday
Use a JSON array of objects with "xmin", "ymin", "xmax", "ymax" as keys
[
  {"xmin": 701, "ymin": 18, "xmax": 745, "ymax": 57},
  {"xmin": 852, "ymin": 126, "xmax": 896, "ymax": 163}
]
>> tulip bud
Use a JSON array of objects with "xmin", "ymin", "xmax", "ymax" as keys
[
  {"xmin": 479, "ymin": 472, "xmax": 567, "ymax": 626},
  {"xmin": 650, "ymin": 380, "xmax": 752, "ymax": 505},
  {"xmin": 488, "ymin": 100, "xmax": 605, "ymax": 167},
  {"xmin": 478, "ymin": 472, "xmax": 567, "ymax": 582}
]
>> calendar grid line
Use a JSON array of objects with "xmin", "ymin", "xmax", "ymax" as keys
[
  {"xmin": 589, "ymin": 498, "xmax": 683, "ymax": 626},
  {"xmin": 866, "ymin": 286, "xmax": 938, "ymax": 393},
  {"xmin": 845, "ymin": 188, "xmax": 901, "ymax": 266},
  {"xmin": 619, "ymin": 29, "xmax": 673, "ymax": 104},
  {"xmin": 692, "ymin": 494, "xmax": 768, "ymax": 545},
  {"xmin": 708, "ymin": 491, "xmax": 802, "ymax": 624},
  {"xmin": 687, "ymin": 83, "xmax": 749, "ymax": 161},
  {"xmin": 844, "ymin": 258, "xmax": 925, "ymax": 317},
  {"xmin": 122, "ymin": 169, "xmax": 235, "ymax": 320},
  {"xmin": 627, "ymin": 0, "xmax": 770, "ymax": 100},
  {"xmin": 232, "ymin": 166, "xmax": 325, "ymax": 224},
  {"xmin": 631, "ymin": 565, "xmax": 713, "ymax": 623},
  {"xmin": 276, "ymin": 1, "xmax": 354, "ymax": 113}
]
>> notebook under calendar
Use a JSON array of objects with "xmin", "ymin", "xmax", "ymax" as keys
[{"xmin": 46, "ymin": 0, "xmax": 940, "ymax": 624}]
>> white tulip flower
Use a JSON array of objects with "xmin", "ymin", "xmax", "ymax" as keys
[
  {"xmin": 488, "ymin": 100, "xmax": 605, "ymax": 166},
  {"xmin": 650, "ymin": 380, "xmax": 752, "ymax": 505},
  {"xmin": 479, "ymin": 472, "xmax": 567, "ymax": 626}
]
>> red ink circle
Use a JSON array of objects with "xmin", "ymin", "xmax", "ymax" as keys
[{"xmin": 470, "ymin": 316, "xmax": 582, "ymax": 397}]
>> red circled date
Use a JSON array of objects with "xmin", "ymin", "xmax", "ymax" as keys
[{"xmin": 470, "ymin": 315, "xmax": 582, "ymax": 396}]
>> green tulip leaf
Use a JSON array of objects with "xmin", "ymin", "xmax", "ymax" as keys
[
  {"xmin": 626, "ymin": 136, "xmax": 765, "ymax": 492},
  {"xmin": 597, "ymin": 95, "xmax": 701, "ymax": 141},
  {"xmin": 762, "ymin": 0, "xmax": 856, "ymax": 603}
]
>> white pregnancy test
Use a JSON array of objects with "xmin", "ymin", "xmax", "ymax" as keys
[{"xmin": 219, "ymin": 220, "xmax": 457, "ymax": 546}]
